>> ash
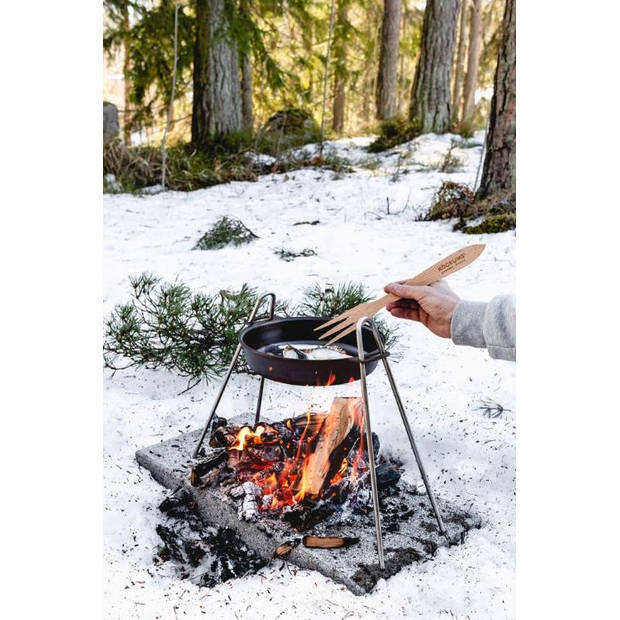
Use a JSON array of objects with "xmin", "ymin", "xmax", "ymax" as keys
[
  {"xmin": 191, "ymin": 412, "xmax": 405, "ymax": 532},
  {"xmin": 154, "ymin": 488, "xmax": 267, "ymax": 587}
]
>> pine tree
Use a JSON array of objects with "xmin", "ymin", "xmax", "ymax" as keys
[
  {"xmin": 376, "ymin": 0, "xmax": 402, "ymax": 120},
  {"xmin": 192, "ymin": 0, "xmax": 242, "ymax": 148},
  {"xmin": 239, "ymin": 0, "xmax": 254, "ymax": 131},
  {"xmin": 332, "ymin": 0, "xmax": 351, "ymax": 134},
  {"xmin": 477, "ymin": 0, "xmax": 515, "ymax": 198},
  {"xmin": 451, "ymin": 0, "xmax": 468, "ymax": 125},
  {"xmin": 461, "ymin": 0, "xmax": 483, "ymax": 128},
  {"xmin": 408, "ymin": 0, "xmax": 460, "ymax": 133}
]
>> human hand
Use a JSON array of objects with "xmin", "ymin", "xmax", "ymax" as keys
[{"xmin": 383, "ymin": 280, "xmax": 460, "ymax": 338}]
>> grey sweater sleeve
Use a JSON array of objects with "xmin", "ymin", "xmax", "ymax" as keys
[{"xmin": 450, "ymin": 295, "xmax": 516, "ymax": 361}]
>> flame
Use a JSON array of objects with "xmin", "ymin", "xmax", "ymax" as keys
[
  {"xmin": 316, "ymin": 371, "xmax": 338, "ymax": 387},
  {"xmin": 227, "ymin": 399, "xmax": 370, "ymax": 513},
  {"xmin": 230, "ymin": 425, "xmax": 266, "ymax": 451}
]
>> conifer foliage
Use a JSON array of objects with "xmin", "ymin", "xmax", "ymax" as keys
[{"xmin": 104, "ymin": 275, "xmax": 397, "ymax": 390}]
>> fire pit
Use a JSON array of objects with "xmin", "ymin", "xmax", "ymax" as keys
[
  {"xmin": 194, "ymin": 398, "xmax": 392, "ymax": 527},
  {"xmin": 136, "ymin": 292, "xmax": 479, "ymax": 593}
]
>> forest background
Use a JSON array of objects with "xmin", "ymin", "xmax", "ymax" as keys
[{"xmin": 102, "ymin": 0, "xmax": 515, "ymax": 222}]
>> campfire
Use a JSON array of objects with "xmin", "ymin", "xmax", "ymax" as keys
[{"xmin": 190, "ymin": 397, "xmax": 402, "ymax": 531}]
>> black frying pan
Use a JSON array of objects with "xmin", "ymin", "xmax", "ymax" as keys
[{"xmin": 239, "ymin": 317, "xmax": 381, "ymax": 386}]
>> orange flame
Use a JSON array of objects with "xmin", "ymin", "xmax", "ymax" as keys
[{"xmin": 227, "ymin": 401, "xmax": 369, "ymax": 512}]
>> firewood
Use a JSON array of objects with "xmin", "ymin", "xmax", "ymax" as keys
[
  {"xmin": 302, "ymin": 535, "xmax": 360, "ymax": 549},
  {"xmin": 189, "ymin": 450, "xmax": 227, "ymax": 486},
  {"xmin": 274, "ymin": 541, "xmax": 298, "ymax": 557},
  {"xmin": 293, "ymin": 397, "xmax": 362, "ymax": 499},
  {"xmin": 291, "ymin": 412, "xmax": 328, "ymax": 436}
]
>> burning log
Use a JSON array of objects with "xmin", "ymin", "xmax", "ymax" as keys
[
  {"xmin": 210, "ymin": 413, "xmax": 329, "ymax": 450},
  {"xmin": 293, "ymin": 397, "xmax": 363, "ymax": 499},
  {"xmin": 189, "ymin": 450, "xmax": 227, "ymax": 486},
  {"xmin": 282, "ymin": 501, "xmax": 336, "ymax": 531},
  {"xmin": 302, "ymin": 535, "xmax": 360, "ymax": 549}
]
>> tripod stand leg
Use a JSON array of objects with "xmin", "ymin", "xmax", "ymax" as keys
[
  {"xmin": 356, "ymin": 322, "xmax": 385, "ymax": 570},
  {"xmin": 192, "ymin": 292, "xmax": 276, "ymax": 459},
  {"xmin": 254, "ymin": 376, "xmax": 266, "ymax": 424},
  {"xmin": 381, "ymin": 356, "xmax": 446, "ymax": 535},
  {"xmin": 192, "ymin": 343, "xmax": 242, "ymax": 458},
  {"xmin": 363, "ymin": 320, "xmax": 446, "ymax": 535}
]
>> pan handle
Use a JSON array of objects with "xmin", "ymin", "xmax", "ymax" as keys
[
  {"xmin": 246, "ymin": 292, "xmax": 276, "ymax": 324},
  {"xmin": 354, "ymin": 350, "xmax": 390, "ymax": 365}
]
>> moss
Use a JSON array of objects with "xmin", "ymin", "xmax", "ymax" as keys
[
  {"xmin": 423, "ymin": 183, "xmax": 516, "ymax": 235},
  {"xmin": 424, "ymin": 182, "xmax": 476, "ymax": 220},
  {"xmin": 194, "ymin": 217, "xmax": 258, "ymax": 250},
  {"xmin": 463, "ymin": 213, "xmax": 516, "ymax": 234},
  {"xmin": 367, "ymin": 118, "xmax": 421, "ymax": 153},
  {"xmin": 257, "ymin": 109, "xmax": 321, "ymax": 156}
]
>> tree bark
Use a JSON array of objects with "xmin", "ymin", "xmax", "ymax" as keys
[
  {"xmin": 332, "ymin": 0, "xmax": 349, "ymax": 134},
  {"xmin": 376, "ymin": 0, "xmax": 402, "ymax": 120},
  {"xmin": 239, "ymin": 0, "xmax": 253, "ymax": 132},
  {"xmin": 121, "ymin": 1, "xmax": 132, "ymax": 145},
  {"xmin": 408, "ymin": 0, "xmax": 460, "ymax": 133},
  {"xmin": 451, "ymin": 0, "xmax": 468, "ymax": 125},
  {"xmin": 477, "ymin": 0, "xmax": 515, "ymax": 199},
  {"xmin": 461, "ymin": 0, "xmax": 483, "ymax": 125},
  {"xmin": 191, "ymin": 0, "xmax": 242, "ymax": 148},
  {"xmin": 240, "ymin": 52, "xmax": 253, "ymax": 132}
]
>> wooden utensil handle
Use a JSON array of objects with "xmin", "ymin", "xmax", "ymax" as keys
[{"xmin": 378, "ymin": 244, "xmax": 486, "ymax": 308}]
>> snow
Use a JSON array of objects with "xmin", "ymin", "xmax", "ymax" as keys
[{"xmin": 104, "ymin": 131, "xmax": 515, "ymax": 619}]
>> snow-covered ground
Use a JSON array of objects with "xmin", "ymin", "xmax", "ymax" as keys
[{"xmin": 103, "ymin": 132, "xmax": 515, "ymax": 619}]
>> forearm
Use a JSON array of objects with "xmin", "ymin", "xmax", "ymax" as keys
[{"xmin": 450, "ymin": 295, "xmax": 516, "ymax": 361}]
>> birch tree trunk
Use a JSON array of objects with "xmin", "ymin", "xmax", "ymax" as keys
[
  {"xmin": 461, "ymin": 0, "xmax": 483, "ymax": 126},
  {"xmin": 375, "ymin": 0, "xmax": 402, "ymax": 120},
  {"xmin": 451, "ymin": 0, "xmax": 468, "ymax": 125},
  {"xmin": 332, "ymin": 0, "xmax": 349, "ymax": 134},
  {"xmin": 191, "ymin": 0, "xmax": 242, "ymax": 148},
  {"xmin": 477, "ymin": 0, "xmax": 515, "ymax": 199},
  {"xmin": 408, "ymin": 0, "xmax": 460, "ymax": 133}
]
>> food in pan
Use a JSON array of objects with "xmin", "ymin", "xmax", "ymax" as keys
[{"xmin": 263, "ymin": 343, "xmax": 350, "ymax": 360}]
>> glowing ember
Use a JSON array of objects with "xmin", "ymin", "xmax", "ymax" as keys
[{"xmin": 224, "ymin": 398, "xmax": 368, "ymax": 513}]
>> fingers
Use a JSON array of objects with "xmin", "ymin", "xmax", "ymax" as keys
[
  {"xmin": 384, "ymin": 282, "xmax": 432, "ymax": 300},
  {"xmin": 388, "ymin": 306, "xmax": 420, "ymax": 322},
  {"xmin": 386, "ymin": 299, "xmax": 419, "ymax": 311}
]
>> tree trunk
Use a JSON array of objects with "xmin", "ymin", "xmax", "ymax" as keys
[
  {"xmin": 122, "ymin": 1, "xmax": 132, "ymax": 145},
  {"xmin": 408, "ymin": 0, "xmax": 460, "ymax": 134},
  {"xmin": 332, "ymin": 0, "xmax": 349, "ymax": 134},
  {"xmin": 240, "ymin": 52, "xmax": 253, "ymax": 132},
  {"xmin": 375, "ymin": 0, "xmax": 402, "ymax": 120},
  {"xmin": 191, "ymin": 0, "xmax": 242, "ymax": 148},
  {"xmin": 451, "ymin": 0, "xmax": 468, "ymax": 125},
  {"xmin": 239, "ymin": 0, "xmax": 253, "ymax": 132},
  {"xmin": 461, "ymin": 0, "xmax": 483, "ymax": 125},
  {"xmin": 477, "ymin": 0, "xmax": 515, "ymax": 199}
]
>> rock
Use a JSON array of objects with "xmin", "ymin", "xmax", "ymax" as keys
[
  {"xmin": 103, "ymin": 101, "xmax": 120, "ymax": 143},
  {"xmin": 263, "ymin": 108, "xmax": 318, "ymax": 137}
]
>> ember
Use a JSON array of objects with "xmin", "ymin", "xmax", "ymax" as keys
[{"xmin": 191, "ymin": 397, "xmax": 400, "ymax": 527}]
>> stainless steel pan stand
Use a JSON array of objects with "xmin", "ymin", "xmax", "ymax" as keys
[
  {"xmin": 356, "ymin": 318, "xmax": 385, "ymax": 569},
  {"xmin": 192, "ymin": 292, "xmax": 276, "ymax": 458},
  {"xmin": 355, "ymin": 317, "xmax": 447, "ymax": 568}
]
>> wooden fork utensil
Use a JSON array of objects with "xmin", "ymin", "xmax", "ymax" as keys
[{"xmin": 314, "ymin": 244, "xmax": 486, "ymax": 344}]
